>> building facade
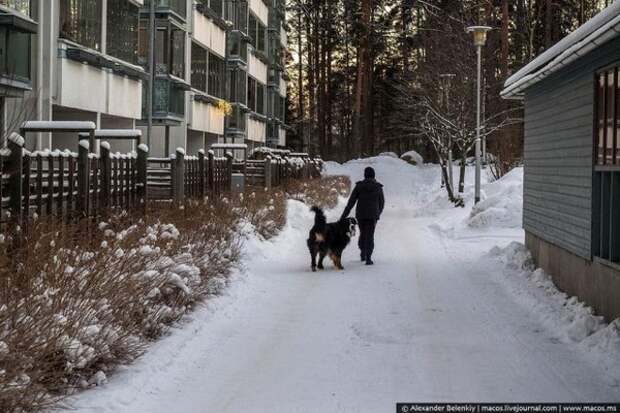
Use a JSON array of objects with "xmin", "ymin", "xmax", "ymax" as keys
[
  {"xmin": 502, "ymin": 3, "xmax": 620, "ymax": 321},
  {"xmin": 0, "ymin": 0, "xmax": 287, "ymax": 156}
]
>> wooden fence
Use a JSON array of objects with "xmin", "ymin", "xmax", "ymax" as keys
[{"xmin": 0, "ymin": 136, "xmax": 323, "ymax": 228}]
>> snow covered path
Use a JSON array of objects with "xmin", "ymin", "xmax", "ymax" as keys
[{"xmin": 65, "ymin": 158, "xmax": 620, "ymax": 413}]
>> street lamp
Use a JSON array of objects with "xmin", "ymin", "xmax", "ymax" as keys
[
  {"xmin": 466, "ymin": 25, "xmax": 491, "ymax": 204},
  {"xmin": 440, "ymin": 73, "xmax": 456, "ymax": 192}
]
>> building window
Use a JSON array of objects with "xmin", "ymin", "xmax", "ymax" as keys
[
  {"xmin": 229, "ymin": 68, "xmax": 246, "ymax": 106},
  {"xmin": 170, "ymin": 26, "xmax": 184, "ymax": 78},
  {"xmin": 145, "ymin": 0, "xmax": 186, "ymax": 19},
  {"xmin": 208, "ymin": 52, "xmax": 225, "ymax": 99},
  {"xmin": 139, "ymin": 22, "xmax": 185, "ymax": 78},
  {"xmin": 248, "ymin": 13, "xmax": 257, "ymax": 48},
  {"xmin": 248, "ymin": 12, "xmax": 265, "ymax": 52},
  {"xmin": 593, "ymin": 67, "xmax": 620, "ymax": 263},
  {"xmin": 0, "ymin": 25, "xmax": 30, "ymax": 82},
  {"xmin": 208, "ymin": 0, "xmax": 223, "ymax": 18},
  {"xmin": 60, "ymin": 0, "xmax": 102, "ymax": 51},
  {"xmin": 247, "ymin": 77, "xmax": 256, "ymax": 112},
  {"xmin": 191, "ymin": 42, "xmax": 207, "ymax": 92},
  {"xmin": 227, "ymin": 0, "xmax": 247, "ymax": 34},
  {"xmin": 596, "ymin": 69, "xmax": 619, "ymax": 165},
  {"xmin": 256, "ymin": 82, "xmax": 264, "ymax": 115},
  {"xmin": 106, "ymin": 0, "xmax": 139, "ymax": 64},
  {"xmin": 0, "ymin": 0, "xmax": 29, "ymax": 15}
]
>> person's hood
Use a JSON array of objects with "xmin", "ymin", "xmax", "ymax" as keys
[{"xmin": 356, "ymin": 178, "xmax": 383, "ymax": 187}]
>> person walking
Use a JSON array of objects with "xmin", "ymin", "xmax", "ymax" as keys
[{"xmin": 341, "ymin": 166, "xmax": 385, "ymax": 265}]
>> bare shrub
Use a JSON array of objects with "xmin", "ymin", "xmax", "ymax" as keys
[
  {"xmin": 0, "ymin": 175, "xmax": 349, "ymax": 412},
  {"xmin": 0, "ymin": 200, "xmax": 243, "ymax": 412},
  {"xmin": 287, "ymin": 176, "xmax": 351, "ymax": 209}
]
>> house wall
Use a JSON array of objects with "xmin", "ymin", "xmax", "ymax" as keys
[
  {"xmin": 523, "ymin": 37, "xmax": 620, "ymax": 321},
  {"xmin": 523, "ymin": 37, "xmax": 620, "ymax": 260},
  {"xmin": 526, "ymin": 231, "xmax": 620, "ymax": 321}
]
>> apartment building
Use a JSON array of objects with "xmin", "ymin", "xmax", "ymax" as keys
[{"xmin": 0, "ymin": 0, "xmax": 287, "ymax": 156}]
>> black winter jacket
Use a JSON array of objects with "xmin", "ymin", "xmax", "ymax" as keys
[{"xmin": 341, "ymin": 178, "xmax": 385, "ymax": 221}]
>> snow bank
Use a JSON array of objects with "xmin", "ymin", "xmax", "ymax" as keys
[
  {"xmin": 467, "ymin": 168, "xmax": 523, "ymax": 229},
  {"xmin": 400, "ymin": 150, "xmax": 424, "ymax": 165},
  {"xmin": 489, "ymin": 242, "xmax": 620, "ymax": 356}
]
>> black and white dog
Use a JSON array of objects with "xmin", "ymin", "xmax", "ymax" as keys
[{"xmin": 307, "ymin": 206, "xmax": 357, "ymax": 271}]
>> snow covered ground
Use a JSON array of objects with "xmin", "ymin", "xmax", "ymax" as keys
[{"xmin": 59, "ymin": 156, "xmax": 620, "ymax": 413}]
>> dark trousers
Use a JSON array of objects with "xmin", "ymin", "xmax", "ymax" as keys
[{"xmin": 358, "ymin": 219, "xmax": 377, "ymax": 259}]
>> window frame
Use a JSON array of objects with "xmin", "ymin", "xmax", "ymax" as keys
[{"xmin": 593, "ymin": 65, "xmax": 620, "ymax": 264}]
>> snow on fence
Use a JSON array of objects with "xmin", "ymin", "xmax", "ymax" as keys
[{"xmin": 0, "ymin": 136, "xmax": 324, "ymax": 228}]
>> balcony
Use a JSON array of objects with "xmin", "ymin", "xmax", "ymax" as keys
[
  {"xmin": 143, "ymin": 0, "xmax": 187, "ymax": 21},
  {"xmin": 0, "ymin": 7, "xmax": 36, "ymax": 95},
  {"xmin": 142, "ymin": 75, "xmax": 189, "ymax": 125}
]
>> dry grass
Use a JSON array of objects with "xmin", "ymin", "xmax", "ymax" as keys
[{"xmin": 0, "ymin": 174, "xmax": 352, "ymax": 412}]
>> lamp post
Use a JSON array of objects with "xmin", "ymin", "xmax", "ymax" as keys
[
  {"xmin": 466, "ymin": 25, "xmax": 491, "ymax": 204},
  {"xmin": 440, "ymin": 73, "xmax": 456, "ymax": 192},
  {"xmin": 147, "ymin": 0, "xmax": 155, "ymax": 150}
]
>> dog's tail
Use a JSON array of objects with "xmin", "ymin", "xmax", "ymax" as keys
[{"xmin": 311, "ymin": 206, "xmax": 327, "ymax": 230}]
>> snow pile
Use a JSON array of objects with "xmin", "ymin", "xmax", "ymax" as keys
[
  {"xmin": 467, "ymin": 168, "xmax": 523, "ymax": 229},
  {"xmin": 378, "ymin": 151, "xmax": 398, "ymax": 159},
  {"xmin": 400, "ymin": 150, "xmax": 424, "ymax": 165},
  {"xmin": 489, "ymin": 242, "xmax": 620, "ymax": 353}
]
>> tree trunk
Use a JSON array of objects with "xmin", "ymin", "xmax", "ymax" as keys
[{"xmin": 459, "ymin": 154, "xmax": 466, "ymax": 194}]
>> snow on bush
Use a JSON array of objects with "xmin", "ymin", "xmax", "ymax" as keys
[
  {"xmin": 0, "ymin": 174, "xmax": 346, "ymax": 413},
  {"xmin": 467, "ymin": 167, "xmax": 523, "ymax": 229},
  {"xmin": 489, "ymin": 242, "xmax": 620, "ymax": 357},
  {"xmin": 400, "ymin": 150, "xmax": 424, "ymax": 165}
]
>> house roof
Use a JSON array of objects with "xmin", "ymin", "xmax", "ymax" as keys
[{"xmin": 502, "ymin": 2, "xmax": 620, "ymax": 99}]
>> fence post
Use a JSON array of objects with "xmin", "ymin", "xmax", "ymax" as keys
[
  {"xmin": 225, "ymin": 152, "xmax": 233, "ymax": 192},
  {"xmin": 207, "ymin": 150, "xmax": 214, "ymax": 194},
  {"xmin": 7, "ymin": 133, "xmax": 24, "ymax": 225},
  {"xmin": 174, "ymin": 147, "xmax": 185, "ymax": 203},
  {"xmin": 264, "ymin": 155, "xmax": 272, "ymax": 190},
  {"xmin": 77, "ymin": 140, "xmax": 90, "ymax": 218},
  {"xmin": 100, "ymin": 142, "xmax": 111, "ymax": 211},
  {"xmin": 198, "ymin": 149, "xmax": 206, "ymax": 198},
  {"xmin": 137, "ymin": 144, "xmax": 148, "ymax": 205}
]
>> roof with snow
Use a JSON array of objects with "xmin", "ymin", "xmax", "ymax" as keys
[{"xmin": 502, "ymin": 2, "xmax": 620, "ymax": 98}]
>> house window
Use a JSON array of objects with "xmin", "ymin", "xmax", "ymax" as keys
[
  {"xmin": 106, "ymin": 0, "xmax": 139, "ymax": 65},
  {"xmin": 60, "ymin": 0, "xmax": 102, "ymax": 51},
  {"xmin": 593, "ymin": 67, "xmax": 620, "ymax": 263},
  {"xmin": 191, "ymin": 42, "xmax": 207, "ymax": 92},
  {"xmin": 0, "ymin": 0, "xmax": 29, "ymax": 15},
  {"xmin": 208, "ymin": 52, "xmax": 225, "ymax": 99}
]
